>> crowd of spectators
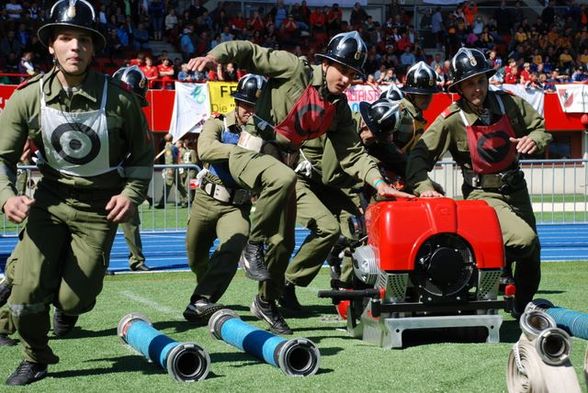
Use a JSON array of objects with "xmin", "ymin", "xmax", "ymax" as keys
[{"xmin": 0, "ymin": 0, "xmax": 587, "ymax": 92}]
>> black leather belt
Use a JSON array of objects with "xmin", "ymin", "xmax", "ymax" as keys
[
  {"xmin": 463, "ymin": 168, "xmax": 525, "ymax": 193},
  {"xmin": 40, "ymin": 180, "xmax": 119, "ymax": 202},
  {"xmin": 201, "ymin": 179, "xmax": 251, "ymax": 205}
]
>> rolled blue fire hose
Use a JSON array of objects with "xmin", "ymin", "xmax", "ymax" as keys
[
  {"xmin": 208, "ymin": 309, "xmax": 320, "ymax": 376},
  {"xmin": 526, "ymin": 299, "xmax": 588, "ymax": 341},
  {"xmin": 117, "ymin": 313, "xmax": 210, "ymax": 381}
]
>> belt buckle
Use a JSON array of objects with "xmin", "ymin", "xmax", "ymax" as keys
[
  {"xmin": 232, "ymin": 189, "xmax": 250, "ymax": 205},
  {"xmin": 471, "ymin": 174, "xmax": 480, "ymax": 188}
]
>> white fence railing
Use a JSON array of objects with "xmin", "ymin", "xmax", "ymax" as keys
[{"xmin": 2, "ymin": 159, "xmax": 587, "ymax": 236}]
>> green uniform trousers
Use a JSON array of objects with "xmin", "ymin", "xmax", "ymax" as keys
[
  {"xmin": 161, "ymin": 168, "xmax": 188, "ymax": 204},
  {"xmin": 185, "ymin": 188, "xmax": 250, "ymax": 303},
  {"xmin": 465, "ymin": 183, "xmax": 540, "ymax": 312},
  {"xmin": 8, "ymin": 182, "xmax": 117, "ymax": 364},
  {"xmin": 228, "ymin": 147, "xmax": 297, "ymax": 301},
  {"xmin": 121, "ymin": 211, "xmax": 145, "ymax": 269},
  {"xmin": 0, "ymin": 246, "xmax": 20, "ymax": 336},
  {"xmin": 286, "ymin": 177, "xmax": 361, "ymax": 287}
]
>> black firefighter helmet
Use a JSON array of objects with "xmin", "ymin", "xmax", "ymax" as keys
[
  {"xmin": 315, "ymin": 31, "xmax": 367, "ymax": 76},
  {"xmin": 231, "ymin": 74, "xmax": 267, "ymax": 106},
  {"xmin": 359, "ymin": 98, "xmax": 401, "ymax": 137},
  {"xmin": 113, "ymin": 66, "xmax": 148, "ymax": 107},
  {"xmin": 379, "ymin": 84, "xmax": 404, "ymax": 102},
  {"xmin": 448, "ymin": 47, "xmax": 496, "ymax": 93},
  {"xmin": 403, "ymin": 61, "xmax": 440, "ymax": 95},
  {"xmin": 38, "ymin": 0, "xmax": 106, "ymax": 52}
]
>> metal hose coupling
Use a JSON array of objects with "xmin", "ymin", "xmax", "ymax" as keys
[
  {"xmin": 524, "ymin": 298, "xmax": 555, "ymax": 314},
  {"xmin": 118, "ymin": 313, "xmax": 211, "ymax": 382},
  {"xmin": 534, "ymin": 327, "xmax": 572, "ymax": 366},
  {"xmin": 519, "ymin": 310, "xmax": 557, "ymax": 341}
]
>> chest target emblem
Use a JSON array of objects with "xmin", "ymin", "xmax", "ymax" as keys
[{"xmin": 51, "ymin": 122, "xmax": 101, "ymax": 165}]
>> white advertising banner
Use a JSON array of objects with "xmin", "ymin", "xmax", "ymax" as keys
[
  {"xmin": 344, "ymin": 84, "xmax": 382, "ymax": 111},
  {"xmin": 168, "ymin": 82, "xmax": 211, "ymax": 141},
  {"xmin": 554, "ymin": 84, "xmax": 588, "ymax": 113},
  {"xmin": 490, "ymin": 84, "xmax": 545, "ymax": 116}
]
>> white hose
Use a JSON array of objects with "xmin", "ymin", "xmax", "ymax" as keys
[{"xmin": 506, "ymin": 333, "xmax": 581, "ymax": 393}]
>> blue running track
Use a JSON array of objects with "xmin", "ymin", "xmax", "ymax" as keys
[{"xmin": 0, "ymin": 223, "xmax": 587, "ymax": 274}]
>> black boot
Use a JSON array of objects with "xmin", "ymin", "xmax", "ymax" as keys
[
  {"xmin": 183, "ymin": 297, "xmax": 224, "ymax": 325},
  {"xmin": 0, "ymin": 334, "xmax": 17, "ymax": 346},
  {"xmin": 5, "ymin": 361, "xmax": 47, "ymax": 386},
  {"xmin": 241, "ymin": 241, "xmax": 270, "ymax": 281},
  {"xmin": 53, "ymin": 309, "xmax": 79, "ymax": 338},
  {"xmin": 278, "ymin": 281, "xmax": 302, "ymax": 311},
  {"xmin": 0, "ymin": 279, "xmax": 12, "ymax": 308},
  {"xmin": 251, "ymin": 295, "xmax": 292, "ymax": 335}
]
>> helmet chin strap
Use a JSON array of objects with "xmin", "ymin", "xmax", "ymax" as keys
[{"xmin": 53, "ymin": 56, "xmax": 89, "ymax": 83}]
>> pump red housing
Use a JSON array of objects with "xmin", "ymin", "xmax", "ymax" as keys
[{"xmin": 365, "ymin": 198, "xmax": 504, "ymax": 272}]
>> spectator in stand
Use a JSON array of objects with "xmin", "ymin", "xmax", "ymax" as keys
[
  {"xmin": 559, "ymin": 48, "xmax": 574, "ymax": 74},
  {"xmin": 541, "ymin": 0, "xmax": 555, "ymax": 27},
  {"xmin": 218, "ymin": 62, "xmax": 238, "ymax": 82},
  {"xmin": 504, "ymin": 62, "xmax": 519, "ymax": 84},
  {"xmin": 158, "ymin": 57, "xmax": 175, "ymax": 89},
  {"xmin": 525, "ymin": 72, "xmax": 544, "ymax": 90},
  {"xmin": 116, "ymin": 23, "xmax": 130, "ymax": 49},
  {"xmin": 350, "ymin": 2, "xmax": 369, "ymax": 29},
  {"xmin": 310, "ymin": 6, "xmax": 326, "ymax": 33},
  {"xmin": 98, "ymin": 4, "xmax": 109, "ymax": 30},
  {"xmin": 18, "ymin": 51, "xmax": 36, "ymax": 82},
  {"xmin": 0, "ymin": 31, "xmax": 23, "ymax": 59},
  {"xmin": 544, "ymin": 68, "xmax": 562, "ymax": 91},
  {"xmin": 520, "ymin": 62, "xmax": 532, "ymax": 85},
  {"xmin": 178, "ymin": 63, "xmax": 195, "ymax": 82},
  {"xmin": 430, "ymin": 53, "xmax": 443, "ymax": 70},
  {"xmin": 181, "ymin": 26, "xmax": 196, "ymax": 61},
  {"xmin": 374, "ymin": 64, "xmax": 387, "ymax": 81},
  {"xmin": 16, "ymin": 24, "xmax": 30, "ymax": 48},
  {"xmin": 495, "ymin": 0, "xmax": 513, "ymax": 36},
  {"xmin": 431, "ymin": 7, "xmax": 444, "ymax": 48},
  {"xmin": 250, "ymin": 9, "xmax": 266, "ymax": 33},
  {"xmin": 298, "ymin": 1, "xmax": 311, "ymax": 27},
  {"xmin": 378, "ymin": 68, "xmax": 399, "ymax": 85},
  {"xmin": 400, "ymin": 47, "xmax": 416, "ymax": 68},
  {"xmin": 220, "ymin": 26, "xmax": 234, "ymax": 43},
  {"xmin": 5, "ymin": 0, "xmax": 23, "ymax": 21},
  {"xmin": 365, "ymin": 74, "xmax": 379, "ymax": 88},
  {"xmin": 141, "ymin": 56, "xmax": 159, "ymax": 88},
  {"xmin": 149, "ymin": 0, "xmax": 165, "ymax": 41},
  {"xmin": 326, "ymin": 4, "xmax": 343, "ymax": 34},
  {"xmin": 279, "ymin": 14, "xmax": 299, "ymax": 46},
  {"xmin": 165, "ymin": 8, "xmax": 179, "ymax": 42},
  {"xmin": 472, "ymin": 16, "xmax": 484, "ymax": 35},
  {"xmin": 134, "ymin": 22, "xmax": 150, "ymax": 51},
  {"xmin": 129, "ymin": 52, "xmax": 146, "ymax": 67},
  {"xmin": 463, "ymin": 1, "xmax": 478, "ymax": 27},
  {"xmin": 230, "ymin": 12, "xmax": 247, "ymax": 38},
  {"xmin": 571, "ymin": 66, "xmax": 588, "ymax": 83},
  {"xmin": 514, "ymin": 26, "xmax": 528, "ymax": 46}
]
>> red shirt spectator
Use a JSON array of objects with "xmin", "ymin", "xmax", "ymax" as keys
[
  {"xmin": 250, "ymin": 11, "xmax": 265, "ymax": 32},
  {"xmin": 310, "ymin": 8, "xmax": 326, "ymax": 31},
  {"xmin": 463, "ymin": 1, "xmax": 478, "ymax": 26},
  {"xmin": 230, "ymin": 12, "xmax": 246, "ymax": 34},
  {"xmin": 140, "ymin": 56, "xmax": 159, "ymax": 88},
  {"xmin": 395, "ymin": 33, "xmax": 412, "ymax": 53},
  {"xmin": 504, "ymin": 66, "xmax": 519, "ymax": 84},
  {"xmin": 519, "ymin": 63, "xmax": 532, "ymax": 84},
  {"xmin": 157, "ymin": 57, "xmax": 175, "ymax": 89}
]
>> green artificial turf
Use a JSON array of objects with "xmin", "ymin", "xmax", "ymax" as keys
[{"xmin": 0, "ymin": 263, "xmax": 587, "ymax": 392}]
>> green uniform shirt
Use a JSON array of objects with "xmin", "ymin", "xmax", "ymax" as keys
[
  {"xmin": 396, "ymin": 97, "xmax": 427, "ymax": 153},
  {"xmin": 209, "ymin": 40, "xmax": 381, "ymax": 186},
  {"xmin": 406, "ymin": 90, "xmax": 552, "ymax": 195},
  {"xmin": 198, "ymin": 110, "xmax": 241, "ymax": 186},
  {"xmin": 0, "ymin": 68, "xmax": 154, "ymax": 207}
]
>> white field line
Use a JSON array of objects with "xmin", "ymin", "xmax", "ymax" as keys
[{"xmin": 117, "ymin": 289, "xmax": 182, "ymax": 318}]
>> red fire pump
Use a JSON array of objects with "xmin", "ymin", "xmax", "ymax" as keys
[{"xmin": 318, "ymin": 197, "xmax": 508, "ymax": 348}]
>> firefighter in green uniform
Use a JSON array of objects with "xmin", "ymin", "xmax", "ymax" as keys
[
  {"xmin": 155, "ymin": 133, "xmax": 188, "ymax": 208},
  {"xmin": 0, "ymin": 0, "xmax": 153, "ymax": 385},
  {"xmin": 395, "ymin": 61, "xmax": 440, "ymax": 155},
  {"xmin": 182, "ymin": 74, "xmax": 267, "ymax": 325},
  {"xmin": 180, "ymin": 138, "xmax": 199, "ymax": 202},
  {"xmin": 113, "ymin": 65, "xmax": 150, "ymax": 271},
  {"xmin": 280, "ymin": 98, "xmax": 412, "ymax": 310},
  {"xmin": 406, "ymin": 47, "xmax": 552, "ymax": 317},
  {"xmin": 188, "ymin": 32, "xmax": 406, "ymax": 334}
]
